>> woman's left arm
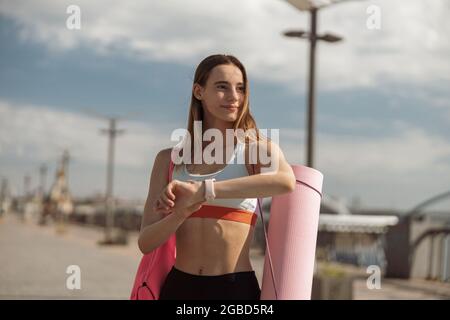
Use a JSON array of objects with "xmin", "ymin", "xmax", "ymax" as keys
[{"xmin": 209, "ymin": 140, "xmax": 296, "ymax": 199}]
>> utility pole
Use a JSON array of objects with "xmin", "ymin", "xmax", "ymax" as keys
[
  {"xmin": 23, "ymin": 174, "xmax": 31, "ymax": 199},
  {"xmin": 283, "ymin": 0, "xmax": 349, "ymax": 168},
  {"xmin": 0, "ymin": 178, "xmax": 9, "ymax": 216},
  {"xmin": 39, "ymin": 164, "xmax": 48, "ymax": 198},
  {"xmin": 61, "ymin": 150, "xmax": 70, "ymax": 176},
  {"xmin": 100, "ymin": 118, "xmax": 125, "ymax": 244}
]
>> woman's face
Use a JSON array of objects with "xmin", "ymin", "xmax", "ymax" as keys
[{"xmin": 194, "ymin": 64, "xmax": 245, "ymax": 124}]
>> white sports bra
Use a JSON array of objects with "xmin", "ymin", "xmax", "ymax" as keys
[{"xmin": 171, "ymin": 140, "xmax": 258, "ymax": 225}]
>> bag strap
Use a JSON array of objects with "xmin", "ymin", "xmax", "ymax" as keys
[
  {"xmin": 250, "ymin": 163, "xmax": 279, "ymax": 300},
  {"xmin": 168, "ymin": 156, "xmax": 175, "ymax": 182},
  {"xmin": 142, "ymin": 151, "xmax": 175, "ymax": 282}
]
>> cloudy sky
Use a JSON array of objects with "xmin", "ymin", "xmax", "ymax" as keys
[{"xmin": 0, "ymin": 0, "xmax": 449, "ymax": 211}]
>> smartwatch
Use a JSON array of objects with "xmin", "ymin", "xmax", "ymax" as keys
[{"xmin": 204, "ymin": 178, "xmax": 216, "ymax": 201}]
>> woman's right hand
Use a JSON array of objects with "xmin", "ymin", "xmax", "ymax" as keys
[
  {"xmin": 153, "ymin": 198, "xmax": 205, "ymax": 218},
  {"xmin": 175, "ymin": 200, "xmax": 206, "ymax": 218},
  {"xmin": 153, "ymin": 180, "xmax": 206, "ymax": 218}
]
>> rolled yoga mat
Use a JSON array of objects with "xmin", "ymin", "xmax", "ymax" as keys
[{"xmin": 261, "ymin": 165, "xmax": 323, "ymax": 300}]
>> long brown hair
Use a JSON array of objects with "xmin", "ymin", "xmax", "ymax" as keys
[{"xmin": 182, "ymin": 54, "xmax": 267, "ymax": 156}]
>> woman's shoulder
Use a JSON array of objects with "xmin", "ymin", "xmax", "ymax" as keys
[
  {"xmin": 156, "ymin": 147, "xmax": 173, "ymax": 159},
  {"xmin": 244, "ymin": 137, "xmax": 282, "ymax": 160},
  {"xmin": 152, "ymin": 148, "xmax": 172, "ymax": 171},
  {"xmin": 243, "ymin": 137, "xmax": 285, "ymax": 174}
]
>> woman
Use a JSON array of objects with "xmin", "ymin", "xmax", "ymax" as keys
[{"xmin": 138, "ymin": 54, "xmax": 296, "ymax": 300}]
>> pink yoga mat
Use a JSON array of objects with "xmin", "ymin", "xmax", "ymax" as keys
[{"xmin": 261, "ymin": 165, "xmax": 323, "ymax": 300}]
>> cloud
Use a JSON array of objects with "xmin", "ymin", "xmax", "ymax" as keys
[
  {"xmin": 0, "ymin": 100, "xmax": 173, "ymax": 167},
  {"xmin": 279, "ymin": 120, "xmax": 450, "ymax": 176},
  {"xmin": 0, "ymin": 100, "xmax": 187, "ymax": 200},
  {"xmin": 277, "ymin": 119, "xmax": 450, "ymax": 209},
  {"xmin": 1, "ymin": 0, "xmax": 449, "ymax": 91}
]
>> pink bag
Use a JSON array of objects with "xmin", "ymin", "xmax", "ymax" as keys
[{"xmin": 130, "ymin": 159, "xmax": 176, "ymax": 300}]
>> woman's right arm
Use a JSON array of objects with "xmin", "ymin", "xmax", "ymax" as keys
[{"xmin": 137, "ymin": 148, "xmax": 187, "ymax": 254}]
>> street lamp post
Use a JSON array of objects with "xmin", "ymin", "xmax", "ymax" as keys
[
  {"xmin": 283, "ymin": 0, "xmax": 344, "ymax": 168},
  {"xmin": 307, "ymin": 8, "xmax": 318, "ymax": 168}
]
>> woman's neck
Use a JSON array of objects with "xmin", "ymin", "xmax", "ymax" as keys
[{"xmin": 201, "ymin": 116, "xmax": 236, "ymax": 150}]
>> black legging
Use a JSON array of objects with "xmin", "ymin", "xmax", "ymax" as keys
[{"xmin": 159, "ymin": 266, "xmax": 261, "ymax": 300}]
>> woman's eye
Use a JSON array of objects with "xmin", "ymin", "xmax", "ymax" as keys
[{"xmin": 216, "ymin": 85, "xmax": 244, "ymax": 92}]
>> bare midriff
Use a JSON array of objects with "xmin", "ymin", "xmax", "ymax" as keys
[{"xmin": 174, "ymin": 217, "xmax": 255, "ymax": 276}]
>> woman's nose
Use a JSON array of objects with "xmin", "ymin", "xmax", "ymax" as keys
[{"xmin": 227, "ymin": 87, "xmax": 239, "ymax": 101}]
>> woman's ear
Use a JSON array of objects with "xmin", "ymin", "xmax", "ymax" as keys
[{"xmin": 193, "ymin": 83, "xmax": 203, "ymax": 100}]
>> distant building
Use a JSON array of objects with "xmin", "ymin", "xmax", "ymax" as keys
[
  {"xmin": 48, "ymin": 150, "xmax": 74, "ymax": 217},
  {"xmin": 317, "ymin": 195, "xmax": 399, "ymax": 269}
]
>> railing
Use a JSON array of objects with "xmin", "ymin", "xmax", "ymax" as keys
[{"xmin": 410, "ymin": 228, "xmax": 450, "ymax": 282}]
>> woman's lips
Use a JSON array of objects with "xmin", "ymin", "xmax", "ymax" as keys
[{"xmin": 221, "ymin": 105, "xmax": 239, "ymax": 111}]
